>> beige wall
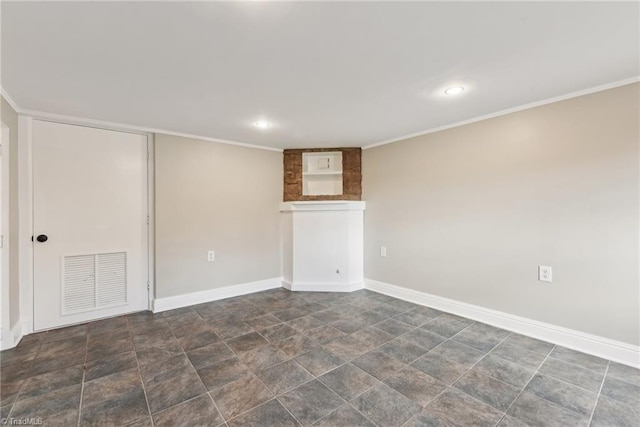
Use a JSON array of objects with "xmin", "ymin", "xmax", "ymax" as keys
[
  {"xmin": 155, "ymin": 134, "xmax": 282, "ymax": 298},
  {"xmin": 363, "ymin": 83, "xmax": 640, "ymax": 345},
  {"xmin": 1, "ymin": 96, "xmax": 20, "ymax": 329}
]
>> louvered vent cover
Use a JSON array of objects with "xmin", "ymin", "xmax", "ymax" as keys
[
  {"xmin": 62, "ymin": 255, "xmax": 96, "ymax": 313},
  {"xmin": 62, "ymin": 252, "xmax": 127, "ymax": 315}
]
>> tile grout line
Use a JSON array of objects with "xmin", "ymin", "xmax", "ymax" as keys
[
  {"xmin": 249, "ymin": 364, "xmax": 311, "ymax": 426},
  {"xmin": 494, "ymin": 344, "xmax": 556, "ymax": 426},
  {"xmin": 539, "ymin": 354, "xmax": 613, "ymax": 385},
  {"xmin": 398, "ymin": 328, "xmax": 511, "ymax": 427},
  {"xmin": 504, "ymin": 351, "xmax": 608, "ymax": 423},
  {"xmin": 587, "ymin": 361, "xmax": 610, "ymax": 426},
  {"xmin": 216, "ymin": 294, "xmax": 390, "ymax": 425},
  {"xmin": 4, "ymin": 290, "xmax": 631, "ymax": 426},
  {"xmin": 176, "ymin": 322, "xmax": 239, "ymax": 426},
  {"xmin": 76, "ymin": 333, "xmax": 89, "ymax": 427},
  {"xmin": 397, "ymin": 320, "xmax": 481, "ymax": 413},
  {"xmin": 283, "ymin": 299, "xmax": 465, "ymax": 426},
  {"xmin": 527, "ymin": 357, "xmax": 609, "ymax": 394},
  {"xmin": 157, "ymin": 309, "xmax": 227, "ymax": 424},
  {"xmin": 314, "ymin": 366, "xmax": 385, "ymax": 427},
  {"xmin": 3, "ymin": 338, "xmax": 43, "ymax": 421},
  {"xmin": 271, "ymin": 358, "xmax": 383, "ymax": 426},
  {"xmin": 322, "ymin": 313, "xmax": 482, "ymax": 427},
  {"xmin": 600, "ymin": 366, "xmax": 639, "ymax": 388},
  {"xmin": 172, "ymin": 298, "xmax": 307, "ymax": 425},
  {"xmin": 127, "ymin": 317, "xmax": 156, "ymax": 427},
  {"xmin": 312, "ymin": 401, "xmax": 380, "ymax": 427},
  {"xmin": 220, "ymin": 317, "xmax": 309, "ymax": 426},
  {"xmin": 386, "ymin": 303, "xmax": 613, "ymax": 426}
]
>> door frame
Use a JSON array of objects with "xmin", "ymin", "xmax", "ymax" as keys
[
  {"xmin": 18, "ymin": 115, "xmax": 155, "ymax": 334},
  {"xmin": 1, "ymin": 124, "xmax": 11, "ymax": 347}
]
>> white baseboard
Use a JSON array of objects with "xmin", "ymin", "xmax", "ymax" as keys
[
  {"xmin": 282, "ymin": 280, "xmax": 364, "ymax": 293},
  {"xmin": 152, "ymin": 277, "xmax": 282, "ymax": 313},
  {"xmin": 365, "ymin": 279, "xmax": 640, "ymax": 369},
  {"xmin": 0, "ymin": 321, "xmax": 23, "ymax": 351},
  {"xmin": 21, "ymin": 318, "xmax": 33, "ymax": 336}
]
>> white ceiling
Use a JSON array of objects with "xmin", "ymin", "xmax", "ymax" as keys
[{"xmin": 2, "ymin": 2, "xmax": 638, "ymax": 150}]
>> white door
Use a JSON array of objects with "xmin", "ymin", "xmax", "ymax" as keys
[{"xmin": 33, "ymin": 120, "xmax": 148, "ymax": 331}]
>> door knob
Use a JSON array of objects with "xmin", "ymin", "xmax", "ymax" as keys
[{"xmin": 36, "ymin": 234, "xmax": 48, "ymax": 243}]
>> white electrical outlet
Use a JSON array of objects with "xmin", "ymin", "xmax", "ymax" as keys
[
  {"xmin": 380, "ymin": 246, "xmax": 387, "ymax": 257},
  {"xmin": 208, "ymin": 251, "xmax": 215, "ymax": 262},
  {"xmin": 538, "ymin": 266, "xmax": 552, "ymax": 282}
]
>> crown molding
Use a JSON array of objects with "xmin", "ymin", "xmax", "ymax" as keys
[
  {"xmin": 4, "ymin": 76, "xmax": 638, "ymax": 153},
  {"xmin": 19, "ymin": 109, "xmax": 284, "ymax": 152},
  {"xmin": 363, "ymin": 76, "xmax": 640, "ymax": 150},
  {"xmin": 0, "ymin": 89, "xmax": 282, "ymax": 152},
  {"xmin": 0, "ymin": 88, "xmax": 21, "ymax": 114}
]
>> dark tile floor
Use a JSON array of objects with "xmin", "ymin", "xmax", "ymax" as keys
[{"xmin": 1, "ymin": 288, "xmax": 639, "ymax": 426}]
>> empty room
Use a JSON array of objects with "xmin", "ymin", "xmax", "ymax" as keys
[{"xmin": 0, "ymin": 1, "xmax": 638, "ymax": 426}]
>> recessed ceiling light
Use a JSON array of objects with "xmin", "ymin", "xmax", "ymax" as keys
[
  {"xmin": 444, "ymin": 86, "xmax": 465, "ymax": 95},
  {"xmin": 254, "ymin": 120, "xmax": 272, "ymax": 129}
]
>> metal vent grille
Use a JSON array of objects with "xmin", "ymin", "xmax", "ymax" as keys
[{"xmin": 62, "ymin": 251, "xmax": 127, "ymax": 315}]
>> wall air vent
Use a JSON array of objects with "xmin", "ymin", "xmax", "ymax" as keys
[{"xmin": 62, "ymin": 251, "xmax": 127, "ymax": 314}]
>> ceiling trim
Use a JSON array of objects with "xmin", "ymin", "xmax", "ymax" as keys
[
  {"xmin": 0, "ymin": 90, "xmax": 283, "ymax": 153},
  {"xmin": 362, "ymin": 76, "xmax": 640, "ymax": 150},
  {"xmin": 0, "ymin": 88, "xmax": 21, "ymax": 114},
  {"xmin": 4, "ymin": 76, "xmax": 638, "ymax": 153}
]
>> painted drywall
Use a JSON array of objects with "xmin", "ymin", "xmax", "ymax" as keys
[
  {"xmin": 363, "ymin": 83, "xmax": 640, "ymax": 345},
  {"xmin": 1, "ymin": 96, "xmax": 20, "ymax": 329},
  {"xmin": 155, "ymin": 134, "xmax": 282, "ymax": 298}
]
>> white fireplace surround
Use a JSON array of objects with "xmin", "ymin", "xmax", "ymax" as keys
[{"xmin": 280, "ymin": 201, "xmax": 365, "ymax": 292}]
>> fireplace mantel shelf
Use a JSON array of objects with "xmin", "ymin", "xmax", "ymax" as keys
[{"xmin": 280, "ymin": 201, "xmax": 366, "ymax": 212}]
